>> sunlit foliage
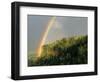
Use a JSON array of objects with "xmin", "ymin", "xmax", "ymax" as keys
[{"xmin": 28, "ymin": 35, "xmax": 88, "ymax": 66}]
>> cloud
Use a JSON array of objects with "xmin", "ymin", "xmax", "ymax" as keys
[{"xmin": 53, "ymin": 20, "xmax": 62, "ymax": 29}]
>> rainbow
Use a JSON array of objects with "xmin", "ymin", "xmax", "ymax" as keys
[{"xmin": 36, "ymin": 17, "xmax": 56, "ymax": 57}]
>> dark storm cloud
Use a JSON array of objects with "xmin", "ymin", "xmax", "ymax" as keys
[{"xmin": 28, "ymin": 15, "xmax": 87, "ymax": 53}]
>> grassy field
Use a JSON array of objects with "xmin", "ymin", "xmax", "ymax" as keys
[{"xmin": 28, "ymin": 35, "xmax": 88, "ymax": 66}]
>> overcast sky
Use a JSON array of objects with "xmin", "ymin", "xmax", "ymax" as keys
[{"xmin": 28, "ymin": 15, "xmax": 87, "ymax": 54}]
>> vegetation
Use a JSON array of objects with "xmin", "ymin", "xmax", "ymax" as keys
[{"xmin": 28, "ymin": 35, "xmax": 88, "ymax": 66}]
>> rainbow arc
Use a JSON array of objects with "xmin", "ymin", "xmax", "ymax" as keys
[{"xmin": 36, "ymin": 17, "xmax": 56, "ymax": 57}]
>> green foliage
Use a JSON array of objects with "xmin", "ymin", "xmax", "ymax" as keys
[{"xmin": 28, "ymin": 35, "xmax": 88, "ymax": 66}]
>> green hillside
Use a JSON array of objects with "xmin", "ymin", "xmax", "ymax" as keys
[{"xmin": 28, "ymin": 35, "xmax": 88, "ymax": 66}]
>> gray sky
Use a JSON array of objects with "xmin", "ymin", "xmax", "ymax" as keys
[{"xmin": 28, "ymin": 15, "xmax": 87, "ymax": 54}]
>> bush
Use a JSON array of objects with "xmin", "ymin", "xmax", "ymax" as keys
[{"xmin": 28, "ymin": 35, "xmax": 88, "ymax": 66}]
